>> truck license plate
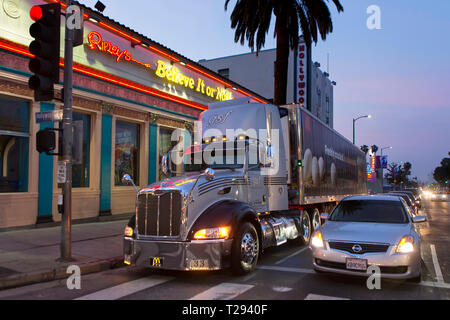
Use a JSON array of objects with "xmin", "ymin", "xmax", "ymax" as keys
[
  {"xmin": 189, "ymin": 259, "xmax": 209, "ymax": 270},
  {"xmin": 346, "ymin": 258, "xmax": 367, "ymax": 271}
]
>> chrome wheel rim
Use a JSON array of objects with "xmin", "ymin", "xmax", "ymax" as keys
[
  {"xmin": 241, "ymin": 232, "xmax": 258, "ymax": 265},
  {"xmin": 312, "ymin": 211, "xmax": 321, "ymax": 231},
  {"xmin": 302, "ymin": 213, "xmax": 311, "ymax": 241}
]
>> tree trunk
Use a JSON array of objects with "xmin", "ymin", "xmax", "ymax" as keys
[{"xmin": 273, "ymin": 14, "xmax": 290, "ymax": 106}]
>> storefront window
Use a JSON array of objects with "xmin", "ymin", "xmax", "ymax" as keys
[
  {"xmin": 0, "ymin": 96, "xmax": 29, "ymax": 193},
  {"xmin": 72, "ymin": 112, "xmax": 91, "ymax": 188},
  {"xmin": 158, "ymin": 127, "xmax": 174, "ymax": 181},
  {"xmin": 115, "ymin": 120, "xmax": 139, "ymax": 186}
]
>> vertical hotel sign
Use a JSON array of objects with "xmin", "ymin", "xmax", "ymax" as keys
[{"xmin": 296, "ymin": 38, "xmax": 307, "ymax": 106}]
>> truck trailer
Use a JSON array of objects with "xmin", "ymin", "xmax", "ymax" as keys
[{"xmin": 123, "ymin": 98, "xmax": 367, "ymax": 274}]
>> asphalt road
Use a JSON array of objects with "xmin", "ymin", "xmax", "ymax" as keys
[{"xmin": 0, "ymin": 199, "xmax": 449, "ymax": 301}]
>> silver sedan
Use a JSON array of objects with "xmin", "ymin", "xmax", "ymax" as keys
[{"xmin": 309, "ymin": 195, "xmax": 427, "ymax": 282}]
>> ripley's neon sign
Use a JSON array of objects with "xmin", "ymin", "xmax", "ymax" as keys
[{"xmin": 87, "ymin": 31, "xmax": 151, "ymax": 70}]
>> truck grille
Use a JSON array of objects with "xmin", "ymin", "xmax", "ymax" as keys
[
  {"xmin": 136, "ymin": 190, "xmax": 182, "ymax": 237},
  {"xmin": 328, "ymin": 241, "xmax": 389, "ymax": 254}
]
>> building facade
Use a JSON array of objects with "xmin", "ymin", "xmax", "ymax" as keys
[
  {"xmin": 0, "ymin": 0, "xmax": 267, "ymax": 229},
  {"xmin": 199, "ymin": 39, "xmax": 335, "ymax": 127}
]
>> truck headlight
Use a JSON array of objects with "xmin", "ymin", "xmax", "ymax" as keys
[
  {"xmin": 124, "ymin": 226, "xmax": 134, "ymax": 237},
  {"xmin": 311, "ymin": 232, "xmax": 324, "ymax": 248},
  {"xmin": 193, "ymin": 227, "xmax": 230, "ymax": 240},
  {"xmin": 396, "ymin": 236, "xmax": 414, "ymax": 253}
]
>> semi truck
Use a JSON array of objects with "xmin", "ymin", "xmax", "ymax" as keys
[{"xmin": 123, "ymin": 98, "xmax": 367, "ymax": 274}]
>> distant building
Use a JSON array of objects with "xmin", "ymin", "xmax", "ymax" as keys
[{"xmin": 199, "ymin": 38, "xmax": 336, "ymax": 128}]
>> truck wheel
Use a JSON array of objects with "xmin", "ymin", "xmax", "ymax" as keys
[
  {"xmin": 231, "ymin": 222, "xmax": 259, "ymax": 275},
  {"xmin": 311, "ymin": 209, "xmax": 321, "ymax": 232},
  {"xmin": 300, "ymin": 211, "xmax": 312, "ymax": 245}
]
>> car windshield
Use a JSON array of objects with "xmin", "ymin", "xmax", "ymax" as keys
[{"xmin": 329, "ymin": 199, "xmax": 409, "ymax": 223}]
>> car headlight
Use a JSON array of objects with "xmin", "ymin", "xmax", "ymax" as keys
[
  {"xmin": 396, "ymin": 236, "xmax": 414, "ymax": 253},
  {"xmin": 124, "ymin": 226, "xmax": 134, "ymax": 237},
  {"xmin": 311, "ymin": 232, "xmax": 325, "ymax": 248},
  {"xmin": 193, "ymin": 226, "xmax": 230, "ymax": 240}
]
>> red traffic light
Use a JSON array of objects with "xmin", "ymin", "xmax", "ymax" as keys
[{"xmin": 30, "ymin": 5, "xmax": 43, "ymax": 21}]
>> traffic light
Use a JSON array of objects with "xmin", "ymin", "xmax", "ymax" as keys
[
  {"xmin": 28, "ymin": 3, "xmax": 61, "ymax": 101},
  {"xmin": 36, "ymin": 128, "xmax": 56, "ymax": 154}
]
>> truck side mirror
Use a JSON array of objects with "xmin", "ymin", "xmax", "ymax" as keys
[
  {"xmin": 204, "ymin": 168, "xmax": 215, "ymax": 181},
  {"xmin": 161, "ymin": 153, "xmax": 170, "ymax": 177},
  {"xmin": 122, "ymin": 173, "xmax": 138, "ymax": 193}
]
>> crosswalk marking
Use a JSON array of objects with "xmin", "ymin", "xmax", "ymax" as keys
[
  {"xmin": 189, "ymin": 282, "xmax": 254, "ymax": 300},
  {"xmin": 75, "ymin": 276, "xmax": 173, "ymax": 300},
  {"xmin": 305, "ymin": 293, "xmax": 349, "ymax": 300},
  {"xmin": 430, "ymin": 244, "xmax": 444, "ymax": 283}
]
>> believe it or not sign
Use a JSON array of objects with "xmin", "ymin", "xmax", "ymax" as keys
[
  {"xmin": 57, "ymin": 161, "xmax": 66, "ymax": 184},
  {"xmin": 35, "ymin": 110, "xmax": 63, "ymax": 123},
  {"xmin": 297, "ymin": 38, "xmax": 307, "ymax": 106}
]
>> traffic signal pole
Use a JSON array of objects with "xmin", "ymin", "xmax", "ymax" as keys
[{"xmin": 61, "ymin": 0, "xmax": 74, "ymax": 261}]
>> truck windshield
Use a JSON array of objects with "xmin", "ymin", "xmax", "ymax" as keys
[{"xmin": 180, "ymin": 144, "xmax": 247, "ymax": 172}]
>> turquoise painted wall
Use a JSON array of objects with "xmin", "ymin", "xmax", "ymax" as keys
[
  {"xmin": 99, "ymin": 114, "xmax": 112, "ymax": 214},
  {"xmin": 148, "ymin": 123, "xmax": 158, "ymax": 185},
  {"xmin": 37, "ymin": 102, "xmax": 54, "ymax": 219}
]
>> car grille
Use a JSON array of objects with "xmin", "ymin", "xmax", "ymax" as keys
[
  {"xmin": 136, "ymin": 190, "xmax": 182, "ymax": 237},
  {"xmin": 315, "ymin": 259, "xmax": 408, "ymax": 274},
  {"xmin": 328, "ymin": 241, "xmax": 389, "ymax": 254}
]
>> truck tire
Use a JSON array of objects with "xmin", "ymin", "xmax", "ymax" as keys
[
  {"xmin": 231, "ymin": 222, "xmax": 259, "ymax": 275},
  {"xmin": 311, "ymin": 209, "xmax": 321, "ymax": 232},
  {"xmin": 300, "ymin": 211, "xmax": 312, "ymax": 245}
]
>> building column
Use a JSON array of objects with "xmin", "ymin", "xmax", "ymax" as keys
[
  {"xmin": 148, "ymin": 113, "xmax": 158, "ymax": 184},
  {"xmin": 99, "ymin": 104, "xmax": 113, "ymax": 216},
  {"xmin": 37, "ymin": 102, "xmax": 54, "ymax": 223}
]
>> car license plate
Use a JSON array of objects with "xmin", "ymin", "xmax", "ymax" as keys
[
  {"xmin": 150, "ymin": 257, "xmax": 164, "ymax": 268},
  {"xmin": 346, "ymin": 258, "xmax": 367, "ymax": 271}
]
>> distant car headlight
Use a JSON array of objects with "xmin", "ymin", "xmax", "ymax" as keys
[
  {"xmin": 124, "ymin": 226, "xmax": 134, "ymax": 237},
  {"xmin": 431, "ymin": 194, "xmax": 437, "ymax": 199},
  {"xmin": 442, "ymin": 194, "xmax": 447, "ymax": 199},
  {"xmin": 311, "ymin": 232, "xmax": 325, "ymax": 248},
  {"xmin": 396, "ymin": 236, "xmax": 414, "ymax": 253},
  {"xmin": 193, "ymin": 226, "xmax": 230, "ymax": 240}
]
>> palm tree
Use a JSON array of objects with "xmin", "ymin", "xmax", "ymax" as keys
[{"xmin": 224, "ymin": 0, "xmax": 343, "ymax": 105}]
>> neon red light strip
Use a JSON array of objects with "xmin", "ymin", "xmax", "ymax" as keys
[
  {"xmin": 98, "ymin": 22, "xmax": 141, "ymax": 44},
  {"xmin": 0, "ymin": 40, "xmax": 206, "ymax": 111},
  {"xmin": 185, "ymin": 63, "xmax": 230, "ymax": 87},
  {"xmin": 145, "ymin": 45, "xmax": 180, "ymax": 62}
]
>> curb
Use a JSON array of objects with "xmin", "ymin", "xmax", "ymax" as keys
[{"xmin": 0, "ymin": 256, "xmax": 125, "ymax": 291}]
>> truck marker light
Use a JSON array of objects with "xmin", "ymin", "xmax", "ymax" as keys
[{"xmin": 124, "ymin": 226, "xmax": 134, "ymax": 237}]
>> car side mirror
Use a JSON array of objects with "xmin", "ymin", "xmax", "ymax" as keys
[
  {"xmin": 161, "ymin": 153, "xmax": 170, "ymax": 177},
  {"xmin": 320, "ymin": 213, "xmax": 329, "ymax": 220},
  {"xmin": 412, "ymin": 215, "xmax": 427, "ymax": 223}
]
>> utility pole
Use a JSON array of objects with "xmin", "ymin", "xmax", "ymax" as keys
[{"xmin": 61, "ymin": 0, "xmax": 74, "ymax": 261}]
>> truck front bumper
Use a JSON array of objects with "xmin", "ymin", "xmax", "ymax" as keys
[{"xmin": 123, "ymin": 237, "xmax": 233, "ymax": 271}]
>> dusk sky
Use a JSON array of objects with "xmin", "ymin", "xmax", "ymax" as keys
[{"xmin": 78, "ymin": 0, "xmax": 450, "ymax": 182}]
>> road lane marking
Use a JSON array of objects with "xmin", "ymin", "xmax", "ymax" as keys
[
  {"xmin": 430, "ymin": 244, "xmax": 444, "ymax": 283},
  {"xmin": 305, "ymin": 293, "xmax": 349, "ymax": 300},
  {"xmin": 272, "ymin": 286, "xmax": 292, "ymax": 292},
  {"xmin": 75, "ymin": 276, "xmax": 173, "ymax": 300},
  {"xmin": 275, "ymin": 247, "xmax": 309, "ymax": 265},
  {"xmin": 189, "ymin": 283, "xmax": 254, "ymax": 300},
  {"xmin": 418, "ymin": 281, "xmax": 450, "ymax": 289},
  {"xmin": 257, "ymin": 265, "xmax": 315, "ymax": 274}
]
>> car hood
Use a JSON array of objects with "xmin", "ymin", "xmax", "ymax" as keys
[{"xmin": 322, "ymin": 221, "xmax": 411, "ymax": 245}]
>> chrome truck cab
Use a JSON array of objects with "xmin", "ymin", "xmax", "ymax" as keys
[{"xmin": 123, "ymin": 98, "xmax": 307, "ymax": 274}]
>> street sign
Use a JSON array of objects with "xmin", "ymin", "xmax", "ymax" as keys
[
  {"xmin": 36, "ymin": 110, "xmax": 63, "ymax": 123},
  {"xmin": 57, "ymin": 161, "xmax": 66, "ymax": 183}
]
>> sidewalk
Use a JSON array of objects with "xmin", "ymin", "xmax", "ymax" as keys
[{"xmin": 0, "ymin": 218, "xmax": 129, "ymax": 290}]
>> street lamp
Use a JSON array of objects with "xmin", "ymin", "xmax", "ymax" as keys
[
  {"xmin": 381, "ymin": 146, "xmax": 392, "ymax": 157},
  {"xmin": 352, "ymin": 114, "xmax": 371, "ymax": 144}
]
